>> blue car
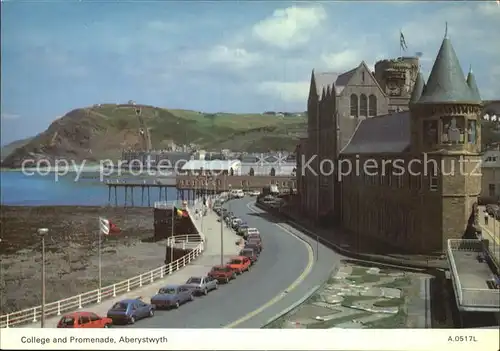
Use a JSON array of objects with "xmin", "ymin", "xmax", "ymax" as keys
[
  {"xmin": 150, "ymin": 284, "xmax": 194, "ymax": 309},
  {"xmin": 106, "ymin": 298, "xmax": 154, "ymax": 325}
]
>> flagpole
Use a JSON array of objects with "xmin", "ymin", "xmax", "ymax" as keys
[
  {"xmin": 98, "ymin": 225, "xmax": 102, "ymax": 303},
  {"xmin": 399, "ymin": 29, "xmax": 402, "ymax": 58}
]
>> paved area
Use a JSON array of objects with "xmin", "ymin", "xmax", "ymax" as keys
[
  {"xmin": 266, "ymin": 262, "xmax": 431, "ymax": 329},
  {"xmin": 451, "ymin": 251, "xmax": 494, "ymax": 290},
  {"xmin": 21, "ymin": 205, "xmax": 241, "ymax": 328},
  {"xmin": 478, "ymin": 207, "xmax": 500, "ymax": 264}
]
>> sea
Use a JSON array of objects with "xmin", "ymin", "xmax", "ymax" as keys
[{"xmin": 0, "ymin": 170, "xmax": 182, "ymax": 206}]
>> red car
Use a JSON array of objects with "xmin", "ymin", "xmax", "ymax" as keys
[
  {"xmin": 227, "ymin": 256, "xmax": 252, "ymax": 274},
  {"xmin": 57, "ymin": 311, "xmax": 112, "ymax": 328},
  {"xmin": 208, "ymin": 265, "xmax": 237, "ymax": 283}
]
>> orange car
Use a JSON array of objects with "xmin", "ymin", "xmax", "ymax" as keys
[
  {"xmin": 227, "ymin": 256, "xmax": 251, "ymax": 274},
  {"xmin": 57, "ymin": 311, "xmax": 112, "ymax": 328}
]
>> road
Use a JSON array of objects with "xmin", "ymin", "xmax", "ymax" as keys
[{"xmin": 127, "ymin": 198, "xmax": 340, "ymax": 328}]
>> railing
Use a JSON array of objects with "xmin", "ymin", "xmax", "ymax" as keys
[
  {"xmin": 462, "ymin": 288, "xmax": 500, "ymax": 308},
  {"xmin": 166, "ymin": 234, "xmax": 203, "ymax": 250},
  {"xmin": 0, "ymin": 234, "xmax": 204, "ymax": 328}
]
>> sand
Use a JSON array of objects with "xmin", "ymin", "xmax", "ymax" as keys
[{"xmin": 0, "ymin": 206, "xmax": 170, "ymax": 314}]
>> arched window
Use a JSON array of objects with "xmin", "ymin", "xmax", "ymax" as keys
[
  {"xmin": 230, "ymin": 168, "xmax": 234, "ymax": 176},
  {"xmin": 350, "ymin": 94, "xmax": 359, "ymax": 117},
  {"xmin": 360, "ymin": 94, "xmax": 368, "ymax": 117},
  {"xmin": 368, "ymin": 95, "xmax": 377, "ymax": 116},
  {"xmin": 249, "ymin": 168, "xmax": 255, "ymax": 176},
  {"xmin": 270, "ymin": 168, "xmax": 276, "ymax": 176}
]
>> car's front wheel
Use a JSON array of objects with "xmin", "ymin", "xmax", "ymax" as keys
[
  {"xmin": 129, "ymin": 316, "xmax": 136, "ymax": 324},
  {"xmin": 175, "ymin": 301, "xmax": 180, "ymax": 309},
  {"xmin": 149, "ymin": 309, "xmax": 154, "ymax": 317},
  {"xmin": 104, "ymin": 324, "xmax": 111, "ymax": 328},
  {"xmin": 203, "ymin": 288, "xmax": 208, "ymax": 295}
]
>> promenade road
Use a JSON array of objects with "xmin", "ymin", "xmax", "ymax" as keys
[
  {"xmin": 126, "ymin": 198, "xmax": 338, "ymax": 328},
  {"xmin": 478, "ymin": 207, "xmax": 500, "ymax": 264},
  {"xmin": 21, "ymin": 206, "xmax": 241, "ymax": 328}
]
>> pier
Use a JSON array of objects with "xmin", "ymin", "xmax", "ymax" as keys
[{"xmin": 105, "ymin": 179, "xmax": 218, "ymax": 207}]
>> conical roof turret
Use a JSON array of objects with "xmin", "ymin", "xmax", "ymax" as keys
[
  {"xmin": 410, "ymin": 72, "xmax": 425, "ymax": 104},
  {"xmin": 466, "ymin": 67, "xmax": 481, "ymax": 101},
  {"xmin": 418, "ymin": 32, "xmax": 480, "ymax": 104}
]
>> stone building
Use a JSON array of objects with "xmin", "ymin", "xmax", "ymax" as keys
[
  {"xmin": 297, "ymin": 55, "xmax": 420, "ymax": 224},
  {"xmin": 480, "ymin": 148, "xmax": 500, "ymax": 201},
  {"xmin": 297, "ymin": 34, "xmax": 483, "ymax": 253}
]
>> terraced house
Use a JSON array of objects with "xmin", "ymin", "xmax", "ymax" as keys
[{"xmin": 297, "ymin": 33, "xmax": 483, "ymax": 253}]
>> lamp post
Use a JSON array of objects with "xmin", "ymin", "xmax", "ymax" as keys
[
  {"xmin": 220, "ymin": 176, "xmax": 224, "ymax": 265},
  {"xmin": 38, "ymin": 228, "xmax": 49, "ymax": 328}
]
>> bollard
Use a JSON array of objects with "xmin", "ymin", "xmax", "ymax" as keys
[
  {"xmin": 57, "ymin": 302, "xmax": 61, "ymax": 315},
  {"xmin": 113, "ymin": 284, "xmax": 116, "ymax": 297},
  {"xmin": 78, "ymin": 295, "xmax": 82, "ymax": 308}
]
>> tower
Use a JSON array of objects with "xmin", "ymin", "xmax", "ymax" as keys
[{"xmin": 409, "ymin": 31, "xmax": 482, "ymax": 251}]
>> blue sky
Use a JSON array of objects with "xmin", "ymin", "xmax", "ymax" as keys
[{"xmin": 1, "ymin": 1, "xmax": 499, "ymax": 144}]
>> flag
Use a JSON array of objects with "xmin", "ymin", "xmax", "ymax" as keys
[
  {"xmin": 99, "ymin": 217, "xmax": 110, "ymax": 235},
  {"xmin": 176, "ymin": 208, "xmax": 188, "ymax": 217},
  {"xmin": 400, "ymin": 31, "xmax": 408, "ymax": 51}
]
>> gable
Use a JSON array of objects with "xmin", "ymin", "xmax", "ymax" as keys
[{"xmin": 340, "ymin": 62, "xmax": 386, "ymax": 96}]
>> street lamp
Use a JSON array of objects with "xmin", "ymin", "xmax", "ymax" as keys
[{"xmin": 37, "ymin": 228, "xmax": 49, "ymax": 328}]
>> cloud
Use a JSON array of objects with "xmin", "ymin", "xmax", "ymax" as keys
[
  {"xmin": 321, "ymin": 50, "xmax": 362, "ymax": 72},
  {"xmin": 206, "ymin": 45, "xmax": 262, "ymax": 69},
  {"xmin": 1, "ymin": 113, "xmax": 20, "ymax": 120},
  {"xmin": 252, "ymin": 5, "xmax": 327, "ymax": 49},
  {"xmin": 257, "ymin": 81, "xmax": 309, "ymax": 103}
]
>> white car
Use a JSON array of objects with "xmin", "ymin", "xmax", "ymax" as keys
[
  {"xmin": 230, "ymin": 189, "xmax": 245, "ymax": 198},
  {"xmin": 248, "ymin": 190, "xmax": 260, "ymax": 196},
  {"xmin": 247, "ymin": 228, "xmax": 260, "ymax": 235}
]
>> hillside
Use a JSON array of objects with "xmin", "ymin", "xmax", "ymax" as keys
[
  {"xmin": 1, "ymin": 104, "xmax": 306, "ymax": 168},
  {"xmin": 1, "ymin": 137, "xmax": 33, "ymax": 161}
]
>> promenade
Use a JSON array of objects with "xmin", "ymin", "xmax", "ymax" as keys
[
  {"xmin": 21, "ymin": 204, "xmax": 240, "ymax": 328},
  {"xmin": 478, "ymin": 207, "xmax": 500, "ymax": 264}
]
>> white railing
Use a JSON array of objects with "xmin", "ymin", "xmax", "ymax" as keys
[
  {"xmin": 0, "ymin": 234, "xmax": 204, "ymax": 328},
  {"xmin": 166, "ymin": 234, "xmax": 203, "ymax": 250}
]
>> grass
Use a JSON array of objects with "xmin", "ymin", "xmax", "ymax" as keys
[
  {"xmin": 340, "ymin": 295, "xmax": 375, "ymax": 307},
  {"xmin": 373, "ymin": 298, "xmax": 404, "ymax": 308},
  {"xmin": 364, "ymin": 310, "xmax": 407, "ymax": 328},
  {"xmin": 379, "ymin": 277, "xmax": 411, "ymax": 289}
]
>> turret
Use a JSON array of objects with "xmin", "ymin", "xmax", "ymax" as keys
[
  {"xmin": 466, "ymin": 67, "xmax": 481, "ymax": 102},
  {"xmin": 409, "ymin": 72, "xmax": 425, "ymax": 104}
]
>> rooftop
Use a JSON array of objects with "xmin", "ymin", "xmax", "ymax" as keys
[
  {"xmin": 447, "ymin": 239, "xmax": 499, "ymax": 312},
  {"xmin": 181, "ymin": 159, "xmax": 241, "ymax": 171}
]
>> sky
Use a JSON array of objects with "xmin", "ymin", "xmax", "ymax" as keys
[{"xmin": 1, "ymin": 1, "xmax": 499, "ymax": 145}]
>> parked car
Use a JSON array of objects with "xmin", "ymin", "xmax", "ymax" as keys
[
  {"xmin": 227, "ymin": 256, "xmax": 252, "ymax": 274},
  {"xmin": 231, "ymin": 218, "xmax": 242, "ymax": 229},
  {"xmin": 247, "ymin": 233, "xmax": 261, "ymax": 240},
  {"xmin": 244, "ymin": 242, "xmax": 261, "ymax": 255},
  {"xmin": 247, "ymin": 238, "xmax": 263, "ymax": 250},
  {"xmin": 247, "ymin": 228, "xmax": 260, "ymax": 236},
  {"xmin": 150, "ymin": 284, "xmax": 194, "ymax": 309},
  {"xmin": 57, "ymin": 312, "xmax": 112, "ymax": 328},
  {"xmin": 184, "ymin": 276, "xmax": 218, "ymax": 295},
  {"xmin": 208, "ymin": 265, "xmax": 237, "ymax": 283},
  {"xmin": 248, "ymin": 190, "xmax": 261, "ymax": 197},
  {"xmin": 486, "ymin": 204, "xmax": 499, "ymax": 216},
  {"xmin": 237, "ymin": 224, "xmax": 249, "ymax": 236},
  {"xmin": 106, "ymin": 298, "xmax": 154, "ymax": 324},
  {"xmin": 239, "ymin": 248, "xmax": 258, "ymax": 265}
]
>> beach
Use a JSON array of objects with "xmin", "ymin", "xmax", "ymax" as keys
[{"xmin": 0, "ymin": 206, "xmax": 169, "ymax": 314}]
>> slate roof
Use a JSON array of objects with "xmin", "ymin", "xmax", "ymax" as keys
[
  {"xmin": 410, "ymin": 72, "xmax": 425, "ymax": 104},
  {"xmin": 313, "ymin": 67, "xmax": 358, "ymax": 97},
  {"xmin": 340, "ymin": 111, "xmax": 411, "ymax": 154},
  {"xmin": 466, "ymin": 70, "xmax": 481, "ymax": 101},
  {"xmin": 418, "ymin": 37, "xmax": 481, "ymax": 104}
]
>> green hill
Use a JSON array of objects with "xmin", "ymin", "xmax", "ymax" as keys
[{"xmin": 1, "ymin": 104, "xmax": 306, "ymax": 168}]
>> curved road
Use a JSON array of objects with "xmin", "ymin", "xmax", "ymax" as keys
[{"xmin": 127, "ymin": 198, "xmax": 340, "ymax": 328}]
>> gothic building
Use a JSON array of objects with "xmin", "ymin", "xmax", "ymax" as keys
[{"xmin": 297, "ymin": 33, "xmax": 482, "ymax": 253}]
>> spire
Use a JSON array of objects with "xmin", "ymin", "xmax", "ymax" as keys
[
  {"xmin": 466, "ymin": 66, "xmax": 481, "ymax": 101},
  {"xmin": 418, "ymin": 29, "xmax": 480, "ymax": 104},
  {"xmin": 410, "ymin": 72, "xmax": 425, "ymax": 104}
]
